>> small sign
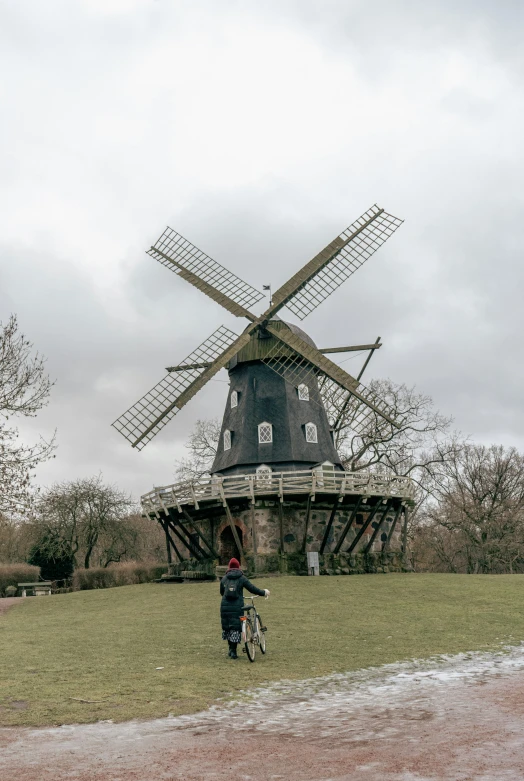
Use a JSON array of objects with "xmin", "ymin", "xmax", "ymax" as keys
[{"xmin": 307, "ymin": 551, "xmax": 319, "ymax": 576}]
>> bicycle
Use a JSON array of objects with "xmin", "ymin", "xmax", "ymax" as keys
[{"xmin": 240, "ymin": 595, "xmax": 267, "ymax": 662}]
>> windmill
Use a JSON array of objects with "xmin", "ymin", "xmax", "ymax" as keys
[
  {"xmin": 113, "ymin": 205, "xmax": 412, "ymax": 573},
  {"xmin": 113, "ymin": 204, "xmax": 403, "ymax": 454}
]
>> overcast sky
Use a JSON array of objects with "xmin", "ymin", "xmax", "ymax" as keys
[{"xmin": 1, "ymin": 0, "xmax": 523, "ymax": 500}]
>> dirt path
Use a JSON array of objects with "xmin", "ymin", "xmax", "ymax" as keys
[
  {"xmin": 2, "ymin": 646, "xmax": 524, "ymax": 780},
  {"xmin": 0, "ymin": 597, "xmax": 23, "ymax": 617}
]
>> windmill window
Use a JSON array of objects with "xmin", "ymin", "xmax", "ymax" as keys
[
  {"xmin": 256, "ymin": 464, "xmax": 272, "ymax": 484},
  {"xmin": 305, "ymin": 422, "xmax": 318, "ymax": 443},
  {"xmin": 230, "ymin": 390, "xmax": 238, "ymax": 409},
  {"xmin": 297, "ymin": 383, "xmax": 309, "ymax": 401},
  {"xmin": 223, "ymin": 429, "xmax": 232, "ymax": 451},
  {"xmin": 258, "ymin": 422, "xmax": 273, "ymax": 444}
]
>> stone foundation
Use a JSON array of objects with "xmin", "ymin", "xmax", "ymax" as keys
[{"xmin": 165, "ymin": 497, "xmax": 408, "ymax": 577}]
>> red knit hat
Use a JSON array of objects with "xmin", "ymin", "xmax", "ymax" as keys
[{"xmin": 228, "ymin": 558, "xmax": 240, "ymax": 569}]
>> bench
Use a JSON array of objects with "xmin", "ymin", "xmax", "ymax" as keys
[{"xmin": 18, "ymin": 582, "xmax": 53, "ymax": 597}]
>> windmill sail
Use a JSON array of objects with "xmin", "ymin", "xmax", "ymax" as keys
[
  {"xmin": 262, "ymin": 324, "xmax": 400, "ymax": 433},
  {"xmin": 148, "ymin": 228, "xmax": 264, "ymax": 316},
  {"xmin": 112, "ymin": 325, "xmax": 240, "ymax": 450},
  {"xmin": 268, "ymin": 205, "xmax": 403, "ymax": 321}
]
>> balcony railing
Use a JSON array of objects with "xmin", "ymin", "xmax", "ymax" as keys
[{"xmin": 141, "ymin": 469, "xmax": 415, "ymax": 516}]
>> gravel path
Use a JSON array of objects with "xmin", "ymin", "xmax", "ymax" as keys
[{"xmin": 2, "ymin": 645, "xmax": 524, "ymax": 780}]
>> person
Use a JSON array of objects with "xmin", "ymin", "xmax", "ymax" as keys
[{"xmin": 220, "ymin": 558, "xmax": 270, "ymax": 659}]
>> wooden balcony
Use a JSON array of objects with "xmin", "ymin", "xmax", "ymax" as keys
[{"xmin": 141, "ymin": 469, "xmax": 415, "ymax": 516}]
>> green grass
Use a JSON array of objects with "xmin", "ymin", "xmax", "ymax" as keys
[{"xmin": 2, "ymin": 573, "xmax": 524, "ymax": 727}]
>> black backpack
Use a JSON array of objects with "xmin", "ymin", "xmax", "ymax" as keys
[{"xmin": 224, "ymin": 575, "xmax": 241, "ymax": 601}]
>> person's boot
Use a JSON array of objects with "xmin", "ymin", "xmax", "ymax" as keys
[{"xmin": 229, "ymin": 642, "xmax": 238, "ymax": 660}]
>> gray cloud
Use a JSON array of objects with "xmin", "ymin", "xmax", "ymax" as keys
[{"xmin": 1, "ymin": 0, "xmax": 523, "ymax": 499}]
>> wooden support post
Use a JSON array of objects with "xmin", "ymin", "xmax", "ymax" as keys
[
  {"xmin": 223, "ymin": 500, "xmax": 244, "ymax": 559},
  {"xmin": 177, "ymin": 518, "xmax": 208, "ymax": 559},
  {"xmin": 301, "ymin": 496, "xmax": 312, "ymax": 553},
  {"xmin": 163, "ymin": 522, "xmax": 184, "ymax": 563},
  {"xmin": 346, "ymin": 499, "xmax": 381, "ymax": 554},
  {"xmin": 320, "ymin": 495, "xmax": 341, "ymax": 554},
  {"xmin": 248, "ymin": 479, "xmax": 257, "ymax": 556},
  {"xmin": 161, "ymin": 519, "xmax": 173, "ymax": 564},
  {"xmin": 333, "ymin": 337, "xmax": 381, "ymax": 431},
  {"xmin": 250, "ymin": 501, "xmax": 257, "ymax": 556},
  {"xmin": 333, "ymin": 497, "xmax": 362, "ymax": 554},
  {"xmin": 401, "ymin": 505, "xmax": 409, "ymax": 564},
  {"xmin": 363, "ymin": 500, "xmax": 392, "ymax": 555},
  {"xmin": 278, "ymin": 501, "xmax": 285, "ymax": 554},
  {"xmin": 181, "ymin": 507, "xmax": 219, "ymax": 558},
  {"xmin": 166, "ymin": 516, "xmax": 203, "ymax": 560},
  {"xmin": 357, "ymin": 336, "xmax": 381, "ymax": 382},
  {"xmin": 383, "ymin": 504, "xmax": 403, "ymax": 551}
]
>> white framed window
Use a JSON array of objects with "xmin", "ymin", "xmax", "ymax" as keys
[
  {"xmin": 305, "ymin": 422, "xmax": 318, "ymax": 443},
  {"xmin": 258, "ymin": 421, "xmax": 273, "ymax": 444},
  {"xmin": 230, "ymin": 390, "xmax": 238, "ymax": 409},
  {"xmin": 297, "ymin": 383, "xmax": 309, "ymax": 401},
  {"xmin": 314, "ymin": 460, "xmax": 335, "ymax": 487},
  {"xmin": 256, "ymin": 464, "xmax": 272, "ymax": 484},
  {"xmin": 223, "ymin": 429, "xmax": 232, "ymax": 451}
]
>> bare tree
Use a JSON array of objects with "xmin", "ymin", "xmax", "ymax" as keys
[
  {"xmin": 98, "ymin": 512, "xmax": 166, "ymax": 567},
  {"xmin": 0, "ymin": 314, "xmax": 55, "ymax": 514},
  {"xmin": 416, "ymin": 444, "xmax": 524, "ymax": 573},
  {"xmin": 31, "ymin": 476, "xmax": 136, "ymax": 569},
  {"xmin": 335, "ymin": 379, "xmax": 455, "ymax": 482},
  {"xmin": 174, "ymin": 418, "xmax": 221, "ymax": 482},
  {"xmin": 0, "ymin": 511, "xmax": 35, "ymax": 562}
]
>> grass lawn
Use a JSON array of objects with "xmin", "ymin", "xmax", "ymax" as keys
[{"xmin": 2, "ymin": 573, "xmax": 524, "ymax": 727}]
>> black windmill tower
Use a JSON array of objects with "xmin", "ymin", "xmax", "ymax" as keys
[{"xmin": 113, "ymin": 205, "xmax": 405, "ymax": 567}]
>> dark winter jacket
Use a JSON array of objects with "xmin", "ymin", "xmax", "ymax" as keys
[{"xmin": 220, "ymin": 569, "xmax": 266, "ymax": 632}]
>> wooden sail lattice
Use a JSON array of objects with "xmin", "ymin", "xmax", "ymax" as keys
[
  {"xmin": 112, "ymin": 325, "xmax": 238, "ymax": 450},
  {"xmin": 261, "ymin": 324, "xmax": 399, "ymax": 432},
  {"xmin": 270, "ymin": 205, "xmax": 403, "ymax": 321},
  {"xmin": 148, "ymin": 228, "xmax": 264, "ymax": 312},
  {"xmin": 114, "ymin": 204, "xmax": 404, "ymax": 449}
]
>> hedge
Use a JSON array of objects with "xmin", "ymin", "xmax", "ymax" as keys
[
  {"xmin": 72, "ymin": 561, "xmax": 167, "ymax": 591},
  {"xmin": 0, "ymin": 564, "xmax": 41, "ymax": 597}
]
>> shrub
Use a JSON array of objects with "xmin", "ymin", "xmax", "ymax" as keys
[
  {"xmin": 0, "ymin": 563, "xmax": 40, "ymax": 596},
  {"xmin": 27, "ymin": 535, "xmax": 75, "ymax": 582},
  {"xmin": 72, "ymin": 561, "xmax": 167, "ymax": 591}
]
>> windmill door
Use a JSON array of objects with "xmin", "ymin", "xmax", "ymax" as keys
[{"xmin": 219, "ymin": 525, "xmax": 243, "ymax": 565}]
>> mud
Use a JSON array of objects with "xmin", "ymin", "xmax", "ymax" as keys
[{"xmin": 2, "ymin": 646, "xmax": 524, "ymax": 780}]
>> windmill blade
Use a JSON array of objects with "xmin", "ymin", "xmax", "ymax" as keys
[
  {"xmin": 148, "ymin": 228, "xmax": 264, "ymax": 320},
  {"xmin": 267, "ymin": 205, "xmax": 403, "ymax": 321},
  {"xmin": 263, "ymin": 324, "xmax": 400, "ymax": 430},
  {"xmin": 112, "ymin": 325, "xmax": 251, "ymax": 450}
]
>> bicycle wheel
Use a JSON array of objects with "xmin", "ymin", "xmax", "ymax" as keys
[
  {"xmin": 257, "ymin": 617, "xmax": 266, "ymax": 654},
  {"xmin": 245, "ymin": 619, "xmax": 256, "ymax": 662}
]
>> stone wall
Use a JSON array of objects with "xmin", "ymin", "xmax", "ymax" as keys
[{"xmin": 168, "ymin": 496, "xmax": 407, "ymax": 576}]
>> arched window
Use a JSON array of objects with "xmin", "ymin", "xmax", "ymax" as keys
[
  {"xmin": 256, "ymin": 464, "xmax": 272, "ymax": 484},
  {"xmin": 297, "ymin": 383, "xmax": 309, "ymax": 401},
  {"xmin": 230, "ymin": 390, "xmax": 238, "ymax": 409},
  {"xmin": 258, "ymin": 421, "xmax": 273, "ymax": 444},
  {"xmin": 305, "ymin": 422, "xmax": 318, "ymax": 443},
  {"xmin": 223, "ymin": 429, "xmax": 232, "ymax": 451}
]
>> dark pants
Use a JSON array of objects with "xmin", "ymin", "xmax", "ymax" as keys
[{"xmin": 228, "ymin": 640, "xmax": 238, "ymax": 655}]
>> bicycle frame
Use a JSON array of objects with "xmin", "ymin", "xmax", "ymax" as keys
[{"xmin": 241, "ymin": 596, "xmax": 267, "ymax": 660}]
